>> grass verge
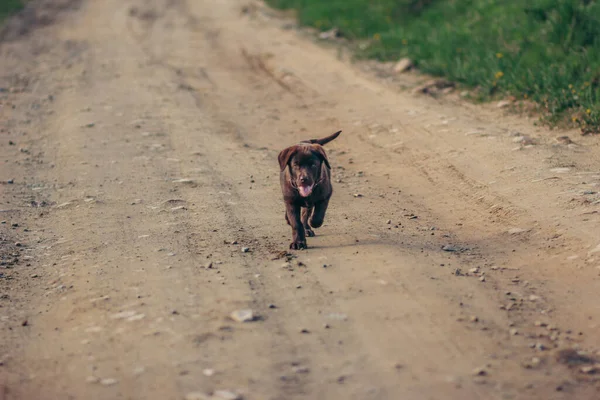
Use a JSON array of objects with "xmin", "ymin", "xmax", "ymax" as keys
[
  {"xmin": 0, "ymin": 0, "xmax": 24, "ymax": 22},
  {"xmin": 266, "ymin": 0, "xmax": 600, "ymax": 134}
]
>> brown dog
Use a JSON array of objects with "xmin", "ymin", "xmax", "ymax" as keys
[{"xmin": 278, "ymin": 130, "xmax": 341, "ymax": 249}]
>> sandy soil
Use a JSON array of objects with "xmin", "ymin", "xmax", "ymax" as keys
[{"xmin": 1, "ymin": 1, "xmax": 600, "ymax": 399}]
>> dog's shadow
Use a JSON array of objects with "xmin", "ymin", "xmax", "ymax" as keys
[{"xmin": 306, "ymin": 237, "xmax": 385, "ymax": 250}]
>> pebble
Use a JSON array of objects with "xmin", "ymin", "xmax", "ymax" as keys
[
  {"xmin": 86, "ymin": 376, "xmax": 100, "ymax": 384},
  {"xmin": 580, "ymin": 365, "xmax": 598, "ymax": 374},
  {"xmin": 202, "ymin": 368, "xmax": 215, "ymax": 377},
  {"xmin": 512, "ymin": 135, "xmax": 536, "ymax": 146},
  {"xmin": 555, "ymin": 135, "xmax": 574, "ymax": 145},
  {"xmin": 214, "ymin": 390, "xmax": 243, "ymax": 400},
  {"xmin": 326, "ymin": 313, "xmax": 348, "ymax": 321},
  {"xmin": 230, "ymin": 309, "xmax": 254, "ymax": 322},
  {"xmin": 300, "ymin": 329, "xmax": 310, "ymax": 334},
  {"xmin": 386, "ymin": 220, "xmax": 392, "ymax": 224},
  {"xmin": 318, "ymin": 27, "xmax": 339, "ymax": 40},
  {"xmin": 100, "ymin": 378, "xmax": 118, "ymax": 386},
  {"xmin": 497, "ymin": 100, "xmax": 511, "ymax": 108},
  {"xmin": 353, "ymin": 193, "xmax": 363, "ymax": 198},
  {"xmin": 510, "ymin": 328, "xmax": 519, "ymax": 336},
  {"xmin": 111, "ymin": 310, "xmax": 137, "ymax": 320},
  {"xmin": 127, "ymin": 313, "xmax": 145, "ymax": 322},
  {"xmin": 535, "ymin": 343, "xmax": 546, "ymax": 351},
  {"xmin": 469, "ymin": 316, "xmax": 479, "ymax": 323},
  {"xmin": 293, "ymin": 366, "xmax": 310, "ymax": 374},
  {"xmin": 523, "ymin": 357, "xmax": 541, "ymax": 369},
  {"xmin": 442, "ymin": 245, "xmax": 459, "ymax": 252},
  {"xmin": 241, "ymin": 247, "xmax": 250, "ymax": 253},
  {"xmin": 393, "ymin": 58, "xmax": 413, "ymax": 73},
  {"xmin": 472, "ymin": 367, "xmax": 487, "ymax": 376}
]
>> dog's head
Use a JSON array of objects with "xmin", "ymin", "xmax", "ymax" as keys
[{"xmin": 278, "ymin": 144, "xmax": 330, "ymax": 197}]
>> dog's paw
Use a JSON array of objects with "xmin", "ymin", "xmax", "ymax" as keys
[
  {"xmin": 309, "ymin": 218, "xmax": 324, "ymax": 228},
  {"xmin": 305, "ymin": 227, "xmax": 315, "ymax": 237},
  {"xmin": 289, "ymin": 240, "xmax": 307, "ymax": 250}
]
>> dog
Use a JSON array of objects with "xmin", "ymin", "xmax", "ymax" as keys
[{"xmin": 278, "ymin": 130, "xmax": 341, "ymax": 249}]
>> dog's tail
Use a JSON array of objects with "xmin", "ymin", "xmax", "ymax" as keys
[{"xmin": 301, "ymin": 130, "xmax": 341, "ymax": 146}]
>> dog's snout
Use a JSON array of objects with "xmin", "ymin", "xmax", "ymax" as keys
[{"xmin": 299, "ymin": 176, "xmax": 308, "ymax": 184}]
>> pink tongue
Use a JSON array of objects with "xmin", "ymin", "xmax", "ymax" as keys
[{"xmin": 298, "ymin": 184, "xmax": 313, "ymax": 197}]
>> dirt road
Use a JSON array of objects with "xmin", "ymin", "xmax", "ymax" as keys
[{"xmin": 1, "ymin": 1, "xmax": 600, "ymax": 399}]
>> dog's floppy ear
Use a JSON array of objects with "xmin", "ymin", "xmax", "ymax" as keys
[
  {"xmin": 278, "ymin": 146, "xmax": 298, "ymax": 171},
  {"xmin": 311, "ymin": 145, "xmax": 331, "ymax": 169}
]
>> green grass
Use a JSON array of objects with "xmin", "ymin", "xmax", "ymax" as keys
[
  {"xmin": 266, "ymin": 0, "xmax": 600, "ymax": 133},
  {"xmin": 0, "ymin": 0, "xmax": 24, "ymax": 22}
]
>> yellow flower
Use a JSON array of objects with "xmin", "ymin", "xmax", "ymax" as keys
[
  {"xmin": 402, "ymin": 39, "xmax": 408, "ymax": 45},
  {"xmin": 572, "ymin": 116, "xmax": 578, "ymax": 122},
  {"xmin": 495, "ymin": 71, "xmax": 504, "ymax": 79},
  {"xmin": 568, "ymin": 84, "xmax": 573, "ymax": 89},
  {"xmin": 496, "ymin": 52, "xmax": 503, "ymax": 58},
  {"xmin": 586, "ymin": 109, "xmax": 591, "ymax": 114},
  {"xmin": 584, "ymin": 81, "xmax": 590, "ymax": 86},
  {"xmin": 373, "ymin": 33, "xmax": 381, "ymax": 41},
  {"xmin": 524, "ymin": 94, "xmax": 528, "ymax": 99}
]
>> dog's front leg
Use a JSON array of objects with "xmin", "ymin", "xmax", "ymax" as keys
[
  {"xmin": 310, "ymin": 199, "xmax": 329, "ymax": 228},
  {"xmin": 286, "ymin": 203, "xmax": 306, "ymax": 249},
  {"xmin": 301, "ymin": 207, "xmax": 315, "ymax": 237}
]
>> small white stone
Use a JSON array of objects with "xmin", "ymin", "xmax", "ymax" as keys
[
  {"xmin": 214, "ymin": 390, "xmax": 242, "ymax": 400},
  {"xmin": 110, "ymin": 310, "xmax": 137, "ymax": 319},
  {"xmin": 100, "ymin": 378, "xmax": 118, "ymax": 386},
  {"xmin": 230, "ymin": 309, "xmax": 254, "ymax": 322},
  {"xmin": 127, "ymin": 313, "xmax": 146, "ymax": 322}
]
